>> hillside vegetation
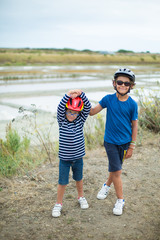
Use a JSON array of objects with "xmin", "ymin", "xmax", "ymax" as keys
[{"xmin": 0, "ymin": 48, "xmax": 160, "ymax": 65}]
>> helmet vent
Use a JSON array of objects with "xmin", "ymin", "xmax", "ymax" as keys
[
  {"xmin": 78, "ymin": 100, "xmax": 81, "ymax": 107},
  {"xmin": 114, "ymin": 68, "xmax": 135, "ymax": 83},
  {"xmin": 69, "ymin": 98, "xmax": 72, "ymax": 105}
]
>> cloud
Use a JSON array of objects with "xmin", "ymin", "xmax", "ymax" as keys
[{"xmin": 0, "ymin": 0, "xmax": 160, "ymax": 52}]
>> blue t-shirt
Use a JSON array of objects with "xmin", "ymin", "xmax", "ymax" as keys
[{"xmin": 99, "ymin": 93, "xmax": 138, "ymax": 145}]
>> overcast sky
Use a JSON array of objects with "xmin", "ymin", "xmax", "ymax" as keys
[{"xmin": 0, "ymin": 0, "xmax": 160, "ymax": 53}]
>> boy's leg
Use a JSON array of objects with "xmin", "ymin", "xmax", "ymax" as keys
[
  {"xmin": 111, "ymin": 170, "xmax": 123, "ymax": 199},
  {"xmin": 97, "ymin": 170, "xmax": 123, "ymax": 201},
  {"xmin": 109, "ymin": 170, "xmax": 125, "ymax": 216},
  {"xmin": 106, "ymin": 172, "xmax": 113, "ymax": 186},
  {"xmin": 57, "ymin": 184, "xmax": 67, "ymax": 204},
  {"xmin": 72, "ymin": 159, "xmax": 89, "ymax": 209},
  {"xmin": 52, "ymin": 160, "xmax": 70, "ymax": 217},
  {"xmin": 105, "ymin": 170, "xmax": 123, "ymax": 199},
  {"xmin": 76, "ymin": 179, "xmax": 83, "ymax": 198},
  {"xmin": 111, "ymin": 170, "xmax": 125, "ymax": 215},
  {"xmin": 57, "ymin": 159, "xmax": 71, "ymax": 203},
  {"xmin": 52, "ymin": 184, "xmax": 66, "ymax": 218},
  {"xmin": 72, "ymin": 158, "xmax": 84, "ymax": 198},
  {"xmin": 104, "ymin": 142, "xmax": 124, "ymax": 199},
  {"xmin": 76, "ymin": 179, "xmax": 89, "ymax": 209}
]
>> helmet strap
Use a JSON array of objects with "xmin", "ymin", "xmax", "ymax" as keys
[{"xmin": 115, "ymin": 86, "xmax": 130, "ymax": 96}]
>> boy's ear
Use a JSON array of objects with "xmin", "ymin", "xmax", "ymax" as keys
[
  {"xmin": 112, "ymin": 80, "xmax": 116, "ymax": 88},
  {"xmin": 130, "ymin": 83, "xmax": 135, "ymax": 89}
]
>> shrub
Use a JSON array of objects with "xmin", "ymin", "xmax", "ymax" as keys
[
  {"xmin": 0, "ymin": 124, "xmax": 34, "ymax": 176},
  {"xmin": 5, "ymin": 124, "xmax": 21, "ymax": 156},
  {"xmin": 18, "ymin": 106, "xmax": 58, "ymax": 163},
  {"xmin": 84, "ymin": 113, "xmax": 105, "ymax": 149},
  {"xmin": 136, "ymin": 90, "xmax": 160, "ymax": 133}
]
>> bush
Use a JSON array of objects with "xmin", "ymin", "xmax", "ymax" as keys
[
  {"xmin": 18, "ymin": 106, "xmax": 58, "ymax": 163},
  {"xmin": 0, "ymin": 124, "xmax": 34, "ymax": 176},
  {"xmin": 5, "ymin": 125, "xmax": 21, "ymax": 156},
  {"xmin": 137, "ymin": 90, "xmax": 160, "ymax": 133},
  {"xmin": 84, "ymin": 113, "xmax": 105, "ymax": 149}
]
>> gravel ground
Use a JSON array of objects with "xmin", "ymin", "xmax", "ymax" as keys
[{"xmin": 0, "ymin": 132, "xmax": 160, "ymax": 240}]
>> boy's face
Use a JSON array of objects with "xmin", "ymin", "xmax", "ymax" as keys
[
  {"xmin": 66, "ymin": 109, "xmax": 79, "ymax": 122},
  {"xmin": 115, "ymin": 76, "xmax": 131, "ymax": 95}
]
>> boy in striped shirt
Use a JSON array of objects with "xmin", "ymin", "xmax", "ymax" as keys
[{"xmin": 52, "ymin": 89, "xmax": 91, "ymax": 218}]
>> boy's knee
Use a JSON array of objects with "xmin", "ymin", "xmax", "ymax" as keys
[{"xmin": 112, "ymin": 170, "xmax": 122, "ymax": 178}]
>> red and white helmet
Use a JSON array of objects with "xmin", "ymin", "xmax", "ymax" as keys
[{"xmin": 66, "ymin": 97, "xmax": 84, "ymax": 111}]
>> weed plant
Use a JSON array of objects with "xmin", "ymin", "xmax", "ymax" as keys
[
  {"xmin": 136, "ymin": 90, "xmax": 160, "ymax": 133},
  {"xmin": 0, "ymin": 122, "xmax": 56, "ymax": 177},
  {"xmin": 0, "ymin": 124, "xmax": 32, "ymax": 176},
  {"xmin": 84, "ymin": 113, "xmax": 105, "ymax": 149},
  {"xmin": 0, "ymin": 104, "xmax": 59, "ymax": 177},
  {"xmin": 18, "ymin": 105, "xmax": 58, "ymax": 163}
]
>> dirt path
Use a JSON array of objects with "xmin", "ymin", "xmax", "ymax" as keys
[{"xmin": 0, "ymin": 132, "xmax": 160, "ymax": 240}]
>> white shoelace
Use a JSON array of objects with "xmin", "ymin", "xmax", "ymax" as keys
[{"xmin": 115, "ymin": 200, "xmax": 124, "ymax": 209}]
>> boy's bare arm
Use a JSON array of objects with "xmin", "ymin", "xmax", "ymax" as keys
[
  {"xmin": 131, "ymin": 120, "xmax": 138, "ymax": 142},
  {"xmin": 89, "ymin": 103, "xmax": 103, "ymax": 116},
  {"xmin": 125, "ymin": 120, "xmax": 138, "ymax": 159}
]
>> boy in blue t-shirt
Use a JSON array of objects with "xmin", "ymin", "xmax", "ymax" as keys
[{"xmin": 90, "ymin": 68, "xmax": 138, "ymax": 215}]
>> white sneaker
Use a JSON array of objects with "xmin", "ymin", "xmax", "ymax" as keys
[
  {"xmin": 52, "ymin": 203, "xmax": 62, "ymax": 217},
  {"xmin": 113, "ymin": 199, "xmax": 125, "ymax": 216},
  {"xmin": 78, "ymin": 197, "xmax": 89, "ymax": 209},
  {"xmin": 97, "ymin": 183, "xmax": 110, "ymax": 200}
]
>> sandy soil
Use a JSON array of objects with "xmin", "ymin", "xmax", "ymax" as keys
[{"xmin": 0, "ymin": 132, "xmax": 160, "ymax": 240}]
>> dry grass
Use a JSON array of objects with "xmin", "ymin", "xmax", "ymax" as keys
[{"xmin": 0, "ymin": 49, "xmax": 160, "ymax": 65}]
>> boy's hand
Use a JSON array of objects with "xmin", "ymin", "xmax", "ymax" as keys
[
  {"xmin": 67, "ymin": 89, "xmax": 82, "ymax": 99},
  {"xmin": 125, "ymin": 148, "xmax": 133, "ymax": 159}
]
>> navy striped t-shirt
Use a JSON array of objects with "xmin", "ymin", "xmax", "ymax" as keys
[{"xmin": 57, "ymin": 92, "xmax": 91, "ymax": 161}]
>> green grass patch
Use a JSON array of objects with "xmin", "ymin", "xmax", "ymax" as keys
[{"xmin": 0, "ymin": 123, "xmax": 47, "ymax": 177}]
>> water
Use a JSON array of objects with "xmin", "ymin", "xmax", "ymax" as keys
[
  {"xmin": 0, "ymin": 64, "xmax": 159, "ymax": 139},
  {"xmin": 0, "ymin": 64, "xmax": 160, "ymax": 118}
]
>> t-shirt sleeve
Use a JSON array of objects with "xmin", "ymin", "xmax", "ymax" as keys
[
  {"xmin": 132, "ymin": 101, "xmax": 138, "ymax": 120},
  {"xmin": 99, "ymin": 95, "xmax": 108, "ymax": 108}
]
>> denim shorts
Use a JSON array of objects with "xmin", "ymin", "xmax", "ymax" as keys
[
  {"xmin": 58, "ymin": 158, "xmax": 83, "ymax": 185},
  {"xmin": 104, "ymin": 141, "xmax": 130, "ymax": 172}
]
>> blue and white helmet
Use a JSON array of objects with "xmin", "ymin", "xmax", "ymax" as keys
[{"xmin": 114, "ymin": 68, "xmax": 135, "ymax": 83}]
